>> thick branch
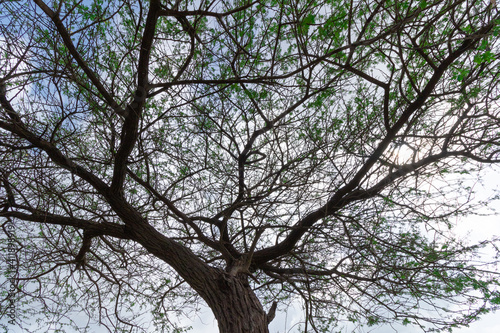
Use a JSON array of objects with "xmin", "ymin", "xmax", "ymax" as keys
[
  {"xmin": 1, "ymin": 209, "xmax": 129, "ymax": 240},
  {"xmin": 262, "ymin": 264, "xmax": 378, "ymax": 282},
  {"xmin": 110, "ymin": 0, "xmax": 161, "ymax": 195},
  {"xmin": 74, "ymin": 230, "xmax": 95, "ymax": 269}
]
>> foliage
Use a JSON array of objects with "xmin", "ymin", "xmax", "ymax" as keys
[{"xmin": 1, "ymin": 0, "xmax": 500, "ymax": 332}]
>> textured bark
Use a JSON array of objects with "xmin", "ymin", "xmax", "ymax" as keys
[{"xmin": 202, "ymin": 272, "xmax": 269, "ymax": 333}]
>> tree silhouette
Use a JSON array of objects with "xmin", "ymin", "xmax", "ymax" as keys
[{"xmin": 1, "ymin": 0, "xmax": 500, "ymax": 332}]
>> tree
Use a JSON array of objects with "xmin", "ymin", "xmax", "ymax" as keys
[{"xmin": 1, "ymin": 0, "xmax": 500, "ymax": 331}]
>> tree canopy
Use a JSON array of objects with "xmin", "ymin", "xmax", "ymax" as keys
[{"xmin": 1, "ymin": 0, "xmax": 500, "ymax": 332}]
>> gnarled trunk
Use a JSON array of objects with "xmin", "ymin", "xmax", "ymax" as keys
[{"xmin": 201, "ymin": 271, "xmax": 269, "ymax": 333}]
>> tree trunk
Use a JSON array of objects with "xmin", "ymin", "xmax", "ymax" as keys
[
  {"xmin": 201, "ymin": 271, "xmax": 270, "ymax": 333},
  {"xmin": 111, "ymin": 211, "xmax": 270, "ymax": 333}
]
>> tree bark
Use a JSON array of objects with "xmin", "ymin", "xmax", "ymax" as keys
[{"xmin": 201, "ymin": 271, "xmax": 270, "ymax": 333}]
